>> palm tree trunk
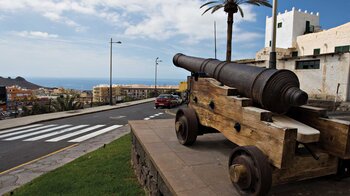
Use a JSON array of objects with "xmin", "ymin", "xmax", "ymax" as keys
[{"xmin": 226, "ymin": 11, "xmax": 234, "ymax": 62}]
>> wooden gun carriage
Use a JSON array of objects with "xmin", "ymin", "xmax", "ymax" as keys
[{"xmin": 173, "ymin": 54, "xmax": 350, "ymax": 195}]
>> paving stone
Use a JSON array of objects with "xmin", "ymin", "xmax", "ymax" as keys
[
  {"xmin": 151, "ymin": 152, "xmax": 186, "ymax": 171},
  {"xmin": 208, "ymin": 182, "xmax": 239, "ymax": 196},
  {"xmin": 136, "ymin": 133, "xmax": 163, "ymax": 143},
  {"xmin": 191, "ymin": 163, "xmax": 229, "ymax": 185},
  {"xmin": 177, "ymin": 187, "xmax": 216, "ymax": 196},
  {"xmin": 143, "ymin": 142, "xmax": 173, "ymax": 155},
  {"xmin": 0, "ymin": 175, "xmax": 17, "ymax": 188},
  {"xmin": 162, "ymin": 167, "xmax": 208, "ymax": 193},
  {"xmin": 175, "ymin": 151, "xmax": 221, "ymax": 166},
  {"xmin": 166, "ymin": 141, "xmax": 195, "ymax": 153}
]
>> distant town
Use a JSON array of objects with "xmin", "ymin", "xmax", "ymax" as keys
[{"xmin": 0, "ymin": 76, "xmax": 186, "ymax": 119}]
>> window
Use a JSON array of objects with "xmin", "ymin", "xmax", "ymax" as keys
[
  {"xmin": 277, "ymin": 22, "xmax": 282, "ymax": 28},
  {"xmin": 269, "ymin": 41, "xmax": 271, "ymax": 47},
  {"xmin": 335, "ymin": 45, "xmax": 350, "ymax": 53},
  {"xmin": 313, "ymin": 48, "xmax": 320, "ymax": 55},
  {"xmin": 292, "ymin": 51, "xmax": 298, "ymax": 57},
  {"xmin": 296, "ymin": 60, "xmax": 320, "ymax": 69}
]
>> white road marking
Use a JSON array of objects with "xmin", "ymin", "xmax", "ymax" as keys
[
  {"xmin": 109, "ymin": 116, "xmax": 126, "ymax": 119},
  {"xmin": 154, "ymin": 114, "xmax": 160, "ymax": 116},
  {"xmin": 0, "ymin": 125, "xmax": 57, "ymax": 139},
  {"xmin": 24, "ymin": 125, "xmax": 89, "ymax": 141},
  {"xmin": 158, "ymin": 112, "xmax": 164, "ymax": 115},
  {"xmin": 4, "ymin": 125, "xmax": 71, "ymax": 141},
  {"xmin": 144, "ymin": 118, "xmax": 150, "ymax": 120},
  {"xmin": 46, "ymin": 125, "xmax": 105, "ymax": 142},
  {"xmin": 149, "ymin": 115, "xmax": 155, "ymax": 118},
  {"xmin": 0, "ymin": 124, "xmax": 43, "ymax": 134},
  {"xmin": 68, "ymin": 125, "xmax": 122, "ymax": 143}
]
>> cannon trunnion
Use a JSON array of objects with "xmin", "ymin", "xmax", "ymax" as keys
[{"xmin": 174, "ymin": 54, "xmax": 350, "ymax": 195}]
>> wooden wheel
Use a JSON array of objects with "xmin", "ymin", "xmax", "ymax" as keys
[
  {"xmin": 228, "ymin": 146, "xmax": 272, "ymax": 196},
  {"xmin": 175, "ymin": 108, "xmax": 198, "ymax": 145}
]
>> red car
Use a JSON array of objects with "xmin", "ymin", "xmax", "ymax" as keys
[{"xmin": 155, "ymin": 94, "xmax": 177, "ymax": 109}]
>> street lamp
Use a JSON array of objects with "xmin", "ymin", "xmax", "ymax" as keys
[
  {"xmin": 154, "ymin": 57, "xmax": 162, "ymax": 97},
  {"xmin": 109, "ymin": 38, "xmax": 122, "ymax": 106}
]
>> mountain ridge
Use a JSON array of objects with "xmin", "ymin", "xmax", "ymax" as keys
[{"xmin": 0, "ymin": 76, "xmax": 43, "ymax": 89}]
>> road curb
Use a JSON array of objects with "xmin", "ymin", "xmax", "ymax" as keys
[{"xmin": 0, "ymin": 98, "xmax": 155, "ymax": 131}]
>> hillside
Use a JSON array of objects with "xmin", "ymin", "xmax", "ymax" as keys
[{"xmin": 0, "ymin": 76, "xmax": 43, "ymax": 89}]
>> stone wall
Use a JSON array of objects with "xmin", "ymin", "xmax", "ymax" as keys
[{"xmin": 131, "ymin": 132, "xmax": 172, "ymax": 196}]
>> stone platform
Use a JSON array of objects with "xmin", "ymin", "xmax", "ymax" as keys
[{"xmin": 129, "ymin": 119, "xmax": 350, "ymax": 196}]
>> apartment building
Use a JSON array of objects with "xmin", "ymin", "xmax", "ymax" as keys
[{"xmin": 93, "ymin": 84, "xmax": 178, "ymax": 104}]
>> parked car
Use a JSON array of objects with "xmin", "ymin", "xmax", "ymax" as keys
[
  {"xmin": 172, "ymin": 95, "xmax": 182, "ymax": 105},
  {"xmin": 155, "ymin": 94, "xmax": 177, "ymax": 109}
]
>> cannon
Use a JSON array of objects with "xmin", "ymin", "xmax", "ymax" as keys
[
  {"xmin": 174, "ymin": 54, "xmax": 350, "ymax": 195},
  {"xmin": 173, "ymin": 53, "xmax": 308, "ymax": 113}
]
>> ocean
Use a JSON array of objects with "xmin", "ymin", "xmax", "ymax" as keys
[{"xmin": 28, "ymin": 77, "xmax": 184, "ymax": 91}]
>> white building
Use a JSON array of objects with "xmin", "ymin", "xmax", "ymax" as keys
[
  {"xmin": 265, "ymin": 8, "xmax": 320, "ymax": 49},
  {"xmin": 238, "ymin": 8, "xmax": 350, "ymax": 102}
]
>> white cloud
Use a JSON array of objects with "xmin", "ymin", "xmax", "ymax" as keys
[
  {"xmin": 122, "ymin": 1, "xmax": 257, "ymax": 43},
  {"xmin": 15, "ymin": 31, "xmax": 59, "ymax": 39},
  {"xmin": 0, "ymin": 0, "xmax": 264, "ymax": 43}
]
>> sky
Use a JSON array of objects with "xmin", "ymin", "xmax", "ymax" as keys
[{"xmin": 0, "ymin": 0, "xmax": 350, "ymax": 80}]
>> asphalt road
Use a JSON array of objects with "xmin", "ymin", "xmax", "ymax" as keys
[{"xmin": 0, "ymin": 102, "xmax": 175, "ymax": 173}]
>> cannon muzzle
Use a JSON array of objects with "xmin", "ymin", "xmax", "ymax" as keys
[{"xmin": 173, "ymin": 53, "xmax": 308, "ymax": 113}]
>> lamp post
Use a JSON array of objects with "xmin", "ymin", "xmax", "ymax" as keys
[
  {"xmin": 154, "ymin": 57, "xmax": 162, "ymax": 97},
  {"xmin": 109, "ymin": 38, "xmax": 122, "ymax": 106}
]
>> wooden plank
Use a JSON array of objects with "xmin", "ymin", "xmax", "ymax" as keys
[
  {"xmin": 288, "ymin": 107, "xmax": 350, "ymax": 159},
  {"xmin": 190, "ymin": 104, "xmax": 297, "ymax": 169},
  {"xmin": 188, "ymin": 77, "xmax": 298, "ymax": 168},
  {"xmin": 292, "ymin": 105, "xmax": 328, "ymax": 117},
  {"xmin": 189, "ymin": 77, "xmax": 253, "ymax": 124},
  {"xmin": 243, "ymin": 107, "xmax": 273, "ymax": 122},
  {"xmin": 191, "ymin": 78, "xmax": 238, "ymax": 96},
  {"xmin": 272, "ymin": 152, "xmax": 338, "ymax": 185},
  {"xmin": 273, "ymin": 115, "xmax": 320, "ymax": 143}
]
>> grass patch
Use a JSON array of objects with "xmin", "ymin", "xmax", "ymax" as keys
[{"xmin": 8, "ymin": 134, "xmax": 145, "ymax": 196}]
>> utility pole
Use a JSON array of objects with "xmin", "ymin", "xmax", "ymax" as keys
[
  {"xmin": 155, "ymin": 57, "xmax": 162, "ymax": 97},
  {"xmin": 269, "ymin": 0, "xmax": 278, "ymax": 69},
  {"xmin": 214, "ymin": 21, "xmax": 217, "ymax": 59},
  {"xmin": 109, "ymin": 38, "xmax": 122, "ymax": 106}
]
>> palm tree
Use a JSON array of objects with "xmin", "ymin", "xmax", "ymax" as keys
[
  {"xmin": 52, "ymin": 94, "xmax": 83, "ymax": 112},
  {"xmin": 201, "ymin": 0, "xmax": 272, "ymax": 62}
]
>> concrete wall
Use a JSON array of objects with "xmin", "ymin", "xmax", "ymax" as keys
[
  {"xmin": 297, "ymin": 22, "xmax": 350, "ymax": 56},
  {"xmin": 249, "ymin": 52, "xmax": 350, "ymax": 102},
  {"xmin": 265, "ymin": 8, "xmax": 320, "ymax": 49},
  {"xmin": 278, "ymin": 53, "xmax": 350, "ymax": 101},
  {"xmin": 256, "ymin": 47, "xmax": 292, "ymax": 61}
]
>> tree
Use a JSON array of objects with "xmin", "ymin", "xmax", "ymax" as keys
[
  {"xmin": 201, "ymin": 0, "xmax": 271, "ymax": 62},
  {"xmin": 52, "ymin": 94, "xmax": 83, "ymax": 112}
]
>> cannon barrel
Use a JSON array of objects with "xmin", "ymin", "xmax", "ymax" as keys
[{"xmin": 173, "ymin": 53, "xmax": 308, "ymax": 113}]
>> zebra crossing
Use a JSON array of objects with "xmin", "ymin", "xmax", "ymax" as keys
[
  {"xmin": 0, "ymin": 124, "xmax": 123, "ymax": 143},
  {"xmin": 144, "ymin": 112, "xmax": 164, "ymax": 120}
]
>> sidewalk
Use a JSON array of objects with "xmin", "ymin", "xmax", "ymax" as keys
[{"xmin": 0, "ymin": 98, "xmax": 155, "ymax": 131}]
